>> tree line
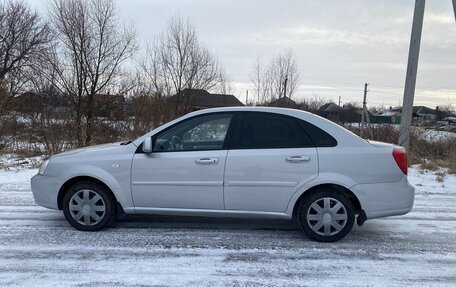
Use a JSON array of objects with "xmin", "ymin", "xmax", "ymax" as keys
[{"xmin": 0, "ymin": 0, "xmax": 301, "ymax": 152}]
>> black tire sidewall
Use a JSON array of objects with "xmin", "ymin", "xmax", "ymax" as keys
[
  {"xmin": 62, "ymin": 181, "xmax": 115, "ymax": 231},
  {"xmin": 297, "ymin": 189, "xmax": 355, "ymax": 242}
]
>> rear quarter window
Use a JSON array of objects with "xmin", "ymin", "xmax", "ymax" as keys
[{"xmin": 299, "ymin": 120, "xmax": 337, "ymax": 147}]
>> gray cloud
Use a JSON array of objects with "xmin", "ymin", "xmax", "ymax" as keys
[{"xmin": 28, "ymin": 0, "xmax": 456, "ymax": 108}]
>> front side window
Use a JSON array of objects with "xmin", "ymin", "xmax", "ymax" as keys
[
  {"xmin": 153, "ymin": 113, "xmax": 233, "ymax": 152},
  {"xmin": 232, "ymin": 112, "xmax": 314, "ymax": 149}
]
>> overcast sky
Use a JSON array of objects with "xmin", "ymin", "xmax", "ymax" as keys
[{"xmin": 29, "ymin": 0, "xmax": 455, "ymax": 108}]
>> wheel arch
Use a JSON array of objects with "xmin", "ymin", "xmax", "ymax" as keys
[
  {"xmin": 57, "ymin": 176, "xmax": 121, "ymax": 212},
  {"xmin": 291, "ymin": 183, "xmax": 362, "ymax": 217}
]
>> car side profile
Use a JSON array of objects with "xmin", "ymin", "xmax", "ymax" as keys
[{"xmin": 31, "ymin": 107, "xmax": 415, "ymax": 242}]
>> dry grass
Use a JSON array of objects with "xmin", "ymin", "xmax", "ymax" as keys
[
  {"xmin": 419, "ymin": 160, "xmax": 439, "ymax": 172},
  {"xmin": 443, "ymin": 147, "xmax": 456, "ymax": 175},
  {"xmin": 410, "ymin": 131, "xmax": 456, "ymax": 175},
  {"xmin": 435, "ymin": 171, "xmax": 447, "ymax": 183}
]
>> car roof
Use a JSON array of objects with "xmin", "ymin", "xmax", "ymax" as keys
[
  {"xmin": 186, "ymin": 106, "xmax": 312, "ymax": 116},
  {"xmin": 133, "ymin": 107, "xmax": 368, "ymax": 147}
]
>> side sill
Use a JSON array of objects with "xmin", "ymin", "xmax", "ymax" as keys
[{"xmin": 127, "ymin": 207, "xmax": 292, "ymax": 220}]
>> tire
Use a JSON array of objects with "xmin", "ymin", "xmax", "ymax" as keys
[
  {"xmin": 62, "ymin": 181, "xmax": 116, "ymax": 231},
  {"xmin": 297, "ymin": 188, "xmax": 355, "ymax": 242}
]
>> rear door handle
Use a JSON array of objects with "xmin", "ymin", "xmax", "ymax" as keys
[
  {"xmin": 286, "ymin": 155, "xmax": 311, "ymax": 163},
  {"xmin": 195, "ymin": 158, "xmax": 219, "ymax": 165}
]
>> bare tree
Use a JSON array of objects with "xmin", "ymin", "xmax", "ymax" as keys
[
  {"xmin": 251, "ymin": 56, "xmax": 265, "ymax": 104},
  {"xmin": 49, "ymin": 0, "xmax": 136, "ymax": 146},
  {"xmin": 297, "ymin": 96, "xmax": 326, "ymax": 114},
  {"xmin": 0, "ymin": 0, "xmax": 51, "ymax": 114},
  {"xmin": 26, "ymin": 51, "xmax": 74, "ymax": 155},
  {"xmin": 118, "ymin": 69, "xmax": 163, "ymax": 135},
  {"xmin": 143, "ymin": 16, "xmax": 227, "ymax": 116},
  {"xmin": 251, "ymin": 50, "xmax": 300, "ymax": 103}
]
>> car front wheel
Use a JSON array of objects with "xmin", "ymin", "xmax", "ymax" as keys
[
  {"xmin": 297, "ymin": 189, "xmax": 355, "ymax": 242},
  {"xmin": 62, "ymin": 181, "xmax": 115, "ymax": 231}
]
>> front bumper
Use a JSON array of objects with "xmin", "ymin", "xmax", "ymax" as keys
[
  {"xmin": 351, "ymin": 176, "xmax": 415, "ymax": 220},
  {"xmin": 30, "ymin": 174, "xmax": 63, "ymax": 210}
]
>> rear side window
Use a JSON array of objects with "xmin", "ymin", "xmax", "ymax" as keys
[
  {"xmin": 232, "ymin": 112, "xmax": 314, "ymax": 149},
  {"xmin": 299, "ymin": 120, "xmax": 337, "ymax": 147}
]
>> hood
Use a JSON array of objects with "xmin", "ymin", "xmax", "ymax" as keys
[{"xmin": 51, "ymin": 142, "xmax": 127, "ymax": 158}]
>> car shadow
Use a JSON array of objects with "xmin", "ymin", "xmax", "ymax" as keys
[
  {"xmin": 115, "ymin": 214, "xmax": 300, "ymax": 231},
  {"xmin": 40, "ymin": 209, "xmax": 392, "ymax": 244}
]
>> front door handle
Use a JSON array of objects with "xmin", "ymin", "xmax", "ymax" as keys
[
  {"xmin": 195, "ymin": 158, "xmax": 219, "ymax": 165},
  {"xmin": 286, "ymin": 155, "xmax": 311, "ymax": 163}
]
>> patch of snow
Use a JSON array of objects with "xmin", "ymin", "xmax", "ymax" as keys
[{"xmin": 0, "ymin": 154, "xmax": 44, "ymax": 170}]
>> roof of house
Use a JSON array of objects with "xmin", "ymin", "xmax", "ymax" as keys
[
  {"xmin": 169, "ymin": 89, "xmax": 244, "ymax": 108},
  {"xmin": 318, "ymin": 102, "xmax": 342, "ymax": 113},
  {"xmin": 380, "ymin": 106, "xmax": 437, "ymax": 118},
  {"xmin": 413, "ymin": 106, "xmax": 436, "ymax": 115},
  {"xmin": 267, "ymin": 96, "xmax": 298, "ymax": 108}
]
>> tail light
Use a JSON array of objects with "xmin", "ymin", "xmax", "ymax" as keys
[{"xmin": 393, "ymin": 148, "xmax": 407, "ymax": 175}]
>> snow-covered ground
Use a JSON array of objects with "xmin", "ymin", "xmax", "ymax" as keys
[{"xmin": 0, "ymin": 167, "xmax": 455, "ymax": 286}]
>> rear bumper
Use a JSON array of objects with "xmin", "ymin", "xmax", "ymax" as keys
[
  {"xmin": 351, "ymin": 176, "xmax": 415, "ymax": 220},
  {"xmin": 31, "ymin": 174, "xmax": 62, "ymax": 210}
]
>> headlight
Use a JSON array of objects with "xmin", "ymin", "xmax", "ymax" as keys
[{"xmin": 38, "ymin": 159, "xmax": 50, "ymax": 175}]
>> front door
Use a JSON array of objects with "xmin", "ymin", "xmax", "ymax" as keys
[{"xmin": 131, "ymin": 113, "xmax": 234, "ymax": 210}]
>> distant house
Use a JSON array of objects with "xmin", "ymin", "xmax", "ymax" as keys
[
  {"xmin": 317, "ymin": 102, "xmax": 343, "ymax": 119},
  {"xmin": 9, "ymin": 92, "xmax": 43, "ymax": 113},
  {"xmin": 93, "ymin": 94, "xmax": 127, "ymax": 119},
  {"xmin": 9, "ymin": 91, "xmax": 70, "ymax": 116},
  {"xmin": 267, "ymin": 96, "xmax": 298, "ymax": 108},
  {"xmin": 168, "ymin": 89, "xmax": 244, "ymax": 112},
  {"xmin": 378, "ymin": 106, "xmax": 438, "ymax": 124},
  {"xmin": 413, "ymin": 106, "xmax": 437, "ymax": 122},
  {"xmin": 317, "ymin": 102, "xmax": 385, "ymax": 123},
  {"xmin": 342, "ymin": 104, "xmax": 366, "ymax": 123},
  {"xmin": 10, "ymin": 92, "xmax": 127, "ymax": 120},
  {"xmin": 441, "ymin": 117, "xmax": 456, "ymax": 126},
  {"xmin": 378, "ymin": 108, "xmax": 402, "ymax": 124}
]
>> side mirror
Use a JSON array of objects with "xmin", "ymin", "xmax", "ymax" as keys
[{"xmin": 142, "ymin": 137, "xmax": 153, "ymax": 153}]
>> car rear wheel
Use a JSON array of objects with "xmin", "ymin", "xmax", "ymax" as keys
[
  {"xmin": 62, "ymin": 181, "xmax": 115, "ymax": 231},
  {"xmin": 297, "ymin": 189, "xmax": 355, "ymax": 242}
]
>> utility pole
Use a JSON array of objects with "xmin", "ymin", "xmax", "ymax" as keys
[
  {"xmin": 453, "ymin": 0, "xmax": 456, "ymax": 22},
  {"xmin": 245, "ymin": 90, "xmax": 249, "ymax": 105},
  {"xmin": 360, "ymin": 83, "xmax": 372, "ymax": 139},
  {"xmin": 398, "ymin": 0, "xmax": 425, "ymax": 151},
  {"xmin": 283, "ymin": 76, "xmax": 288, "ymax": 98},
  {"xmin": 338, "ymin": 96, "xmax": 342, "ymax": 123}
]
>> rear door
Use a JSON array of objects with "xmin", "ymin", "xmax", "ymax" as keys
[{"xmin": 223, "ymin": 112, "xmax": 319, "ymax": 212}]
